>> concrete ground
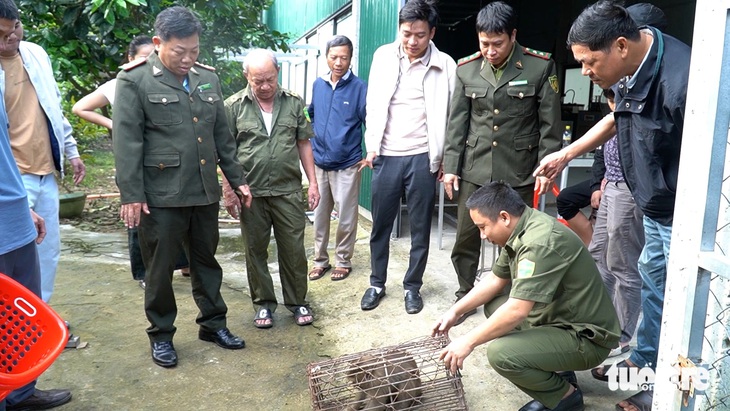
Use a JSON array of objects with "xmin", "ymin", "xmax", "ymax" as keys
[{"xmin": 37, "ymin": 210, "xmax": 636, "ymax": 410}]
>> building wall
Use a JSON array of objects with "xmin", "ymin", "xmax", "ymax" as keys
[
  {"xmin": 264, "ymin": 0, "xmax": 350, "ymax": 39},
  {"xmin": 356, "ymin": 0, "xmax": 400, "ymax": 210},
  {"xmin": 266, "ymin": 0, "xmax": 400, "ymax": 211}
]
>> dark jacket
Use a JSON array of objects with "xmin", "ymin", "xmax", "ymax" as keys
[
  {"xmin": 612, "ymin": 27, "xmax": 690, "ymax": 225},
  {"xmin": 113, "ymin": 52, "xmax": 246, "ymax": 207},
  {"xmin": 590, "ymin": 146, "xmax": 605, "ymax": 192},
  {"xmin": 308, "ymin": 71, "xmax": 367, "ymax": 171}
]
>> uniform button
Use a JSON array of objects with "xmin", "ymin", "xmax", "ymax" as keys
[
  {"xmin": 493, "ymin": 125, "xmax": 499, "ymax": 131},
  {"xmin": 492, "ymin": 141, "xmax": 498, "ymax": 147},
  {"xmin": 471, "ymin": 93, "xmax": 476, "ymax": 99},
  {"xmin": 625, "ymin": 103, "xmax": 630, "ymax": 108},
  {"xmin": 193, "ymin": 117, "xmax": 199, "ymax": 123},
  {"xmin": 466, "ymin": 140, "xmax": 470, "ymax": 145},
  {"xmin": 189, "ymin": 96, "xmax": 194, "ymax": 102},
  {"xmin": 638, "ymin": 104, "xmax": 643, "ymax": 110},
  {"xmin": 197, "ymin": 137, "xmax": 203, "ymax": 143},
  {"xmin": 518, "ymin": 92, "xmax": 524, "ymax": 98},
  {"xmin": 162, "ymin": 97, "xmax": 168, "ymax": 103},
  {"xmin": 158, "ymin": 163, "xmax": 165, "ymax": 170},
  {"xmin": 200, "ymin": 159, "xmax": 206, "ymax": 165},
  {"xmin": 619, "ymin": 84, "xmax": 625, "ymax": 89},
  {"xmin": 494, "ymin": 109, "xmax": 500, "ymax": 115},
  {"xmin": 208, "ymin": 97, "xmax": 213, "ymax": 102}
]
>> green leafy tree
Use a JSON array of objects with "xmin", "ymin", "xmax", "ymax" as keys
[{"xmin": 18, "ymin": 0, "xmax": 288, "ymax": 99}]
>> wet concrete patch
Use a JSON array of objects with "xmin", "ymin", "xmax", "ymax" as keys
[{"xmin": 44, "ymin": 222, "xmax": 627, "ymax": 410}]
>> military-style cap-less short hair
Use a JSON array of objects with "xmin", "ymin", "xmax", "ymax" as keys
[
  {"xmin": 466, "ymin": 181, "xmax": 526, "ymax": 221},
  {"xmin": 154, "ymin": 6, "xmax": 203, "ymax": 41}
]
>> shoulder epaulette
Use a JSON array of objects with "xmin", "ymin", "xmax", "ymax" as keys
[
  {"xmin": 194, "ymin": 61, "xmax": 216, "ymax": 72},
  {"xmin": 120, "ymin": 57, "xmax": 147, "ymax": 71},
  {"xmin": 283, "ymin": 89, "xmax": 301, "ymax": 99},
  {"xmin": 457, "ymin": 51, "xmax": 482, "ymax": 66},
  {"xmin": 523, "ymin": 47, "xmax": 551, "ymax": 60}
]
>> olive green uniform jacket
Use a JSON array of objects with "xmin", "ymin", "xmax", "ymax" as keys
[
  {"xmin": 224, "ymin": 86, "xmax": 314, "ymax": 196},
  {"xmin": 443, "ymin": 43, "xmax": 561, "ymax": 188},
  {"xmin": 113, "ymin": 52, "xmax": 246, "ymax": 207},
  {"xmin": 493, "ymin": 207, "xmax": 621, "ymax": 349},
  {"xmin": 224, "ymin": 85, "xmax": 314, "ymax": 312}
]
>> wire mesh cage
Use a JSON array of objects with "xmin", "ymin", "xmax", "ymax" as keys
[{"xmin": 306, "ymin": 335, "xmax": 468, "ymax": 410}]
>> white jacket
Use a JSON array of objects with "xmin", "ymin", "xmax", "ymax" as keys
[
  {"xmin": 364, "ymin": 41, "xmax": 456, "ymax": 173},
  {"xmin": 0, "ymin": 42, "xmax": 80, "ymax": 176}
]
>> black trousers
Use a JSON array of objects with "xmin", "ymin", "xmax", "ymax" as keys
[
  {"xmin": 138, "ymin": 203, "xmax": 228, "ymax": 342},
  {"xmin": 555, "ymin": 179, "xmax": 592, "ymax": 220},
  {"xmin": 128, "ymin": 227, "xmax": 188, "ymax": 281},
  {"xmin": 369, "ymin": 154, "xmax": 436, "ymax": 292},
  {"xmin": 0, "ymin": 241, "xmax": 40, "ymax": 406}
]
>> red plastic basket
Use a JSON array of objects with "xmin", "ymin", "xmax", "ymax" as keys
[
  {"xmin": 533, "ymin": 185, "xmax": 570, "ymax": 227},
  {"xmin": 0, "ymin": 273, "xmax": 68, "ymax": 400}
]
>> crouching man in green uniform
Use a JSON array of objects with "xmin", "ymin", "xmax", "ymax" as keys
[{"xmin": 433, "ymin": 182, "xmax": 620, "ymax": 411}]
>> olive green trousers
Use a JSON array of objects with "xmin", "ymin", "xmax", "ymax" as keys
[{"xmin": 484, "ymin": 292, "xmax": 610, "ymax": 408}]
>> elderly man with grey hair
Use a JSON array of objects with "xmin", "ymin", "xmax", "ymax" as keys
[{"xmin": 223, "ymin": 48, "xmax": 319, "ymax": 329}]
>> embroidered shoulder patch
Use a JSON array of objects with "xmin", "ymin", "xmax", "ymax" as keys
[
  {"xmin": 548, "ymin": 75, "xmax": 559, "ymax": 94},
  {"xmin": 517, "ymin": 259, "xmax": 536, "ymax": 278}
]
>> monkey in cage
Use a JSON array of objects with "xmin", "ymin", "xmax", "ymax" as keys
[{"xmin": 344, "ymin": 349, "xmax": 423, "ymax": 410}]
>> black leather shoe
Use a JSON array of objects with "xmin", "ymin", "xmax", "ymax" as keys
[
  {"xmin": 404, "ymin": 290, "xmax": 424, "ymax": 314},
  {"xmin": 151, "ymin": 341, "xmax": 178, "ymax": 367},
  {"xmin": 360, "ymin": 287, "xmax": 386, "ymax": 310},
  {"xmin": 199, "ymin": 327, "xmax": 245, "ymax": 350},
  {"xmin": 518, "ymin": 386, "xmax": 584, "ymax": 411},
  {"xmin": 7, "ymin": 388, "xmax": 72, "ymax": 411}
]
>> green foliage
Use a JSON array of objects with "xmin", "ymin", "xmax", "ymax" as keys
[
  {"xmin": 19, "ymin": 0, "xmax": 289, "ymax": 144},
  {"xmin": 60, "ymin": 148, "xmax": 116, "ymax": 192}
]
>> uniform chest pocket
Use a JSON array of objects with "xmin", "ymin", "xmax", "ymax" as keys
[
  {"xmin": 506, "ymin": 84, "xmax": 536, "ymax": 117},
  {"xmin": 276, "ymin": 118, "xmax": 298, "ymax": 149},
  {"xmin": 464, "ymin": 86, "xmax": 489, "ymax": 111},
  {"xmin": 146, "ymin": 94, "xmax": 183, "ymax": 126},
  {"xmin": 197, "ymin": 92, "xmax": 220, "ymax": 123},
  {"xmin": 236, "ymin": 121, "xmax": 262, "ymax": 155},
  {"xmin": 142, "ymin": 153, "xmax": 181, "ymax": 195}
]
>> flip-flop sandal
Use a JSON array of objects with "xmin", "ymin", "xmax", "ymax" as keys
[
  {"xmin": 615, "ymin": 390, "xmax": 652, "ymax": 411},
  {"xmin": 308, "ymin": 265, "xmax": 331, "ymax": 281},
  {"xmin": 592, "ymin": 359, "xmax": 631, "ymax": 382},
  {"xmin": 330, "ymin": 267, "xmax": 351, "ymax": 281},
  {"xmin": 294, "ymin": 306, "xmax": 314, "ymax": 326},
  {"xmin": 253, "ymin": 308, "xmax": 273, "ymax": 329}
]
